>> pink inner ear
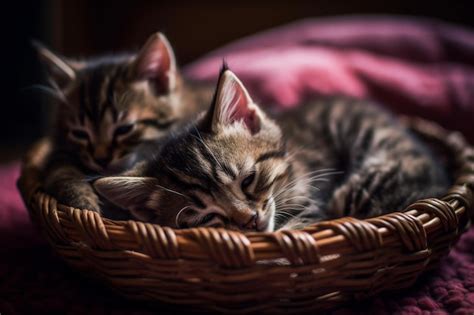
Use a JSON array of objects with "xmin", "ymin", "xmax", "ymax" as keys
[
  {"xmin": 135, "ymin": 36, "xmax": 173, "ymax": 92},
  {"xmin": 232, "ymin": 96, "xmax": 259, "ymax": 133},
  {"xmin": 137, "ymin": 48, "xmax": 169, "ymax": 79},
  {"xmin": 227, "ymin": 81, "xmax": 260, "ymax": 134}
]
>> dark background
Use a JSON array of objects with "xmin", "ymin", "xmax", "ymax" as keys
[{"xmin": 3, "ymin": 0, "xmax": 474, "ymax": 161}]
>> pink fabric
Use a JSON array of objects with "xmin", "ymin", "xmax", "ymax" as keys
[
  {"xmin": 1, "ymin": 16, "xmax": 474, "ymax": 314},
  {"xmin": 0, "ymin": 163, "xmax": 42, "ymax": 249},
  {"xmin": 185, "ymin": 16, "xmax": 474, "ymax": 143}
]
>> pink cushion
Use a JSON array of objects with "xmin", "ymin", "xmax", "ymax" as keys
[{"xmin": 1, "ymin": 16, "xmax": 473, "ymax": 314}]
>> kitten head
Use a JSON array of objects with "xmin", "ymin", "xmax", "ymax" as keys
[
  {"xmin": 95, "ymin": 67, "xmax": 291, "ymax": 231},
  {"xmin": 36, "ymin": 32, "xmax": 191, "ymax": 172}
]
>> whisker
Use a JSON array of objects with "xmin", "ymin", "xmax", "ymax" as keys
[
  {"xmin": 272, "ymin": 172, "xmax": 330, "ymax": 196},
  {"xmin": 276, "ymin": 203, "xmax": 307, "ymax": 208},
  {"xmin": 305, "ymin": 185, "xmax": 322, "ymax": 191},
  {"xmin": 155, "ymin": 183, "xmax": 189, "ymax": 200},
  {"xmin": 175, "ymin": 205, "xmax": 192, "ymax": 228},
  {"xmin": 275, "ymin": 211, "xmax": 298, "ymax": 219},
  {"xmin": 276, "ymin": 207, "xmax": 307, "ymax": 212},
  {"xmin": 275, "ymin": 195, "xmax": 315, "ymax": 205},
  {"xmin": 276, "ymin": 206, "xmax": 307, "ymax": 212},
  {"xmin": 272, "ymin": 169, "xmax": 343, "ymax": 200}
]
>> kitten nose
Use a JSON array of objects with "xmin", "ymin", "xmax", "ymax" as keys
[
  {"xmin": 243, "ymin": 214, "xmax": 258, "ymax": 229},
  {"xmin": 233, "ymin": 209, "xmax": 257, "ymax": 229}
]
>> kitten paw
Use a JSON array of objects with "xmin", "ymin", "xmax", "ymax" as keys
[
  {"xmin": 57, "ymin": 194, "xmax": 101, "ymax": 213},
  {"xmin": 328, "ymin": 161, "xmax": 399, "ymax": 217},
  {"xmin": 72, "ymin": 197, "xmax": 101, "ymax": 212}
]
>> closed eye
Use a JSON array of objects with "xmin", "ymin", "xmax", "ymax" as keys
[
  {"xmin": 254, "ymin": 172, "xmax": 287, "ymax": 195},
  {"xmin": 156, "ymin": 120, "xmax": 175, "ymax": 129},
  {"xmin": 241, "ymin": 172, "xmax": 256, "ymax": 191},
  {"xmin": 114, "ymin": 123, "xmax": 135, "ymax": 137},
  {"xmin": 200, "ymin": 213, "xmax": 217, "ymax": 225},
  {"xmin": 71, "ymin": 129, "xmax": 90, "ymax": 141},
  {"xmin": 138, "ymin": 119, "xmax": 176, "ymax": 130},
  {"xmin": 199, "ymin": 213, "xmax": 226, "ymax": 227}
]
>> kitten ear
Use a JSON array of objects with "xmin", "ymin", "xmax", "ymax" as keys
[
  {"xmin": 133, "ymin": 32, "xmax": 177, "ymax": 94},
  {"xmin": 94, "ymin": 176, "xmax": 158, "ymax": 221},
  {"xmin": 32, "ymin": 40, "xmax": 76, "ymax": 90},
  {"xmin": 204, "ymin": 67, "xmax": 261, "ymax": 134}
]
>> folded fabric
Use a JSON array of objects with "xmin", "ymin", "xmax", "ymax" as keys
[{"xmin": 185, "ymin": 16, "xmax": 474, "ymax": 143}]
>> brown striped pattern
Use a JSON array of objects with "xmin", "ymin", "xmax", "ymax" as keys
[
  {"xmin": 16, "ymin": 115, "xmax": 474, "ymax": 313},
  {"xmin": 41, "ymin": 49, "xmax": 212, "ymax": 212}
]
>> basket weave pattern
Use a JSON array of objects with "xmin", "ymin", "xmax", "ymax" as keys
[{"xmin": 17, "ymin": 117, "xmax": 474, "ymax": 314}]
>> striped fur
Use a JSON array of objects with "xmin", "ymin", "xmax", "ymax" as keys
[
  {"xmin": 95, "ymin": 68, "xmax": 448, "ymax": 230},
  {"xmin": 38, "ymin": 33, "xmax": 213, "ymax": 212}
]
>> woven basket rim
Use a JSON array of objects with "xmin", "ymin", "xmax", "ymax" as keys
[
  {"xmin": 16, "ymin": 116, "xmax": 474, "ymax": 312},
  {"xmin": 18, "ymin": 116, "xmax": 474, "ymax": 261}
]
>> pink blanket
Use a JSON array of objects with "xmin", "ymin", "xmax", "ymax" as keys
[
  {"xmin": 185, "ymin": 16, "xmax": 474, "ymax": 144},
  {"xmin": 1, "ymin": 16, "xmax": 473, "ymax": 314}
]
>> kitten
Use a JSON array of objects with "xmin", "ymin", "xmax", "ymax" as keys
[
  {"xmin": 37, "ymin": 33, "xmax": 212, "ymax": 212},
  {"xmin": 94, "ymin": 66, "xmax": 448, "ymax": 231}
]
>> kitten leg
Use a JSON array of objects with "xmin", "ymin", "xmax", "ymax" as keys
[
  {"xmin": 327, "ymin": 160, "xmax": 402, "ymax": 218},
  {"xmin": 44, "ymin": 164, "xmax": 101, "ymax": 212}
]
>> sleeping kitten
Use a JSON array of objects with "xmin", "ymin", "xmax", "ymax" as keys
[
  {"xmin": 94, "ymin": 66, "xmax": 448, "ymax": 230},
  {"xmin": 37, "ymin": 33, "xmax": 212, "ymax": 212}
]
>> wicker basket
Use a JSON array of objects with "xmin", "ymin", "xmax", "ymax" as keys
[{"xmin": 17, "ymin": 117, "xmax": 473, "ymax": 314}]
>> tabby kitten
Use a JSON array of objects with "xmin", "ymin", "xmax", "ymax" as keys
[
  {"xmin": 37, "ymin": 33, "xmax": 212, "ymax": 212},
  {"xmin": 94, "ymin": 66, "xmax": 448, "ymax": 231}
]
